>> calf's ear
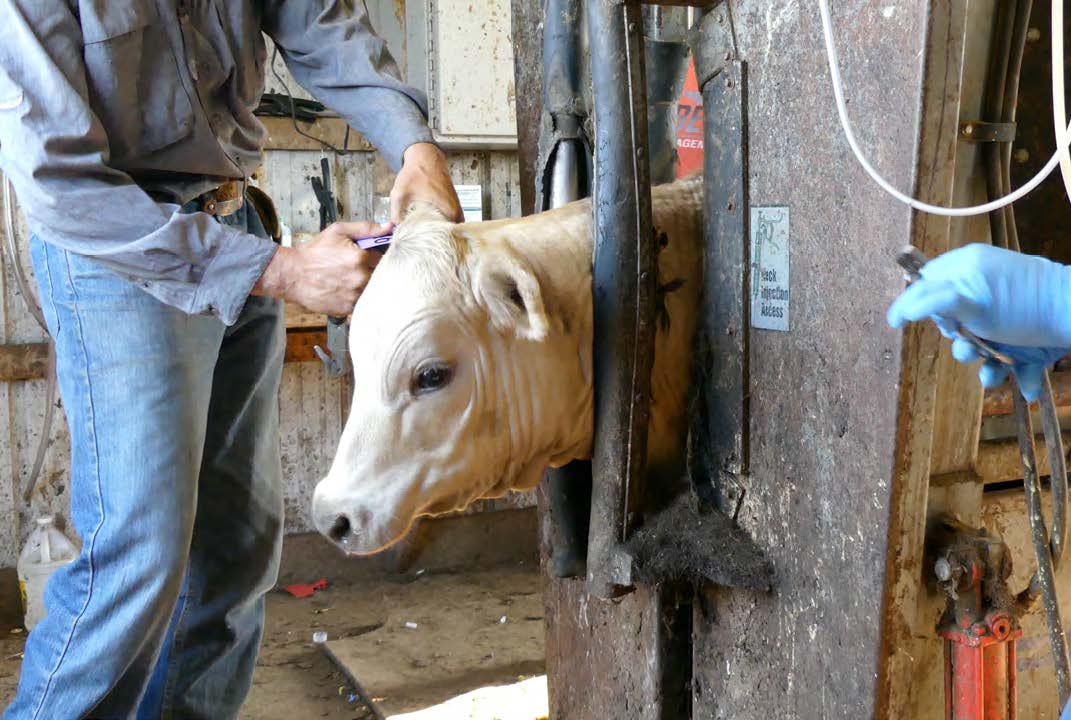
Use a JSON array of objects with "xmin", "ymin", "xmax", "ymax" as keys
[{"xmin": 471, "ymin": 248, "xmax": 549, "ymax": 341}]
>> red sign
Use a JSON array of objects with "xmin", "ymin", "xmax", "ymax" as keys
[{"xmin": 676, "ymin": 58, "xmax": 704, "ymax": 178}]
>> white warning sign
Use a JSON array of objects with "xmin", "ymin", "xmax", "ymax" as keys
[{"xmin": 750, "ymin": 206, "xmax": 790, "ymax": 332}]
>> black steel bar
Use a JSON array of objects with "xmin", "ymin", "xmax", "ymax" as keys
[
  {"xmin": 644, "ymin": 39, "xmax": 689, "ymax": 183},
  {"xmin": 543, "ymin": 0, "xmax": 583, "ymax": 122},
  {"xmin": 1038, "ymin": 375, "xmax": 1068, "ymax": 570},
  {"xmin": 585, "ymin": 0, "xmax": 657, "ymax": 598},
  {"xmin": 982, "ymin": 1, "xmax": 1015, "ymax": 248},
  {"xmin": 999, "ymin": 0, "xmax": 1033, "ymax": 254},
  {"xmin": 690, "ymin": 8, "xmax": 749, "ymax": 508},
  {"xmin": 644, "ymin": 7, "xmax": 690, "ymax": 184},
  {"xmin": 509, "ymin": 0, "xmax": 546, "ymax": 216},
  {"xmin": 540, "ymin": 0, "xmax": 592, "ymax": 579},
  {"xmin": 1013, "ymin": 388, "xmax": 1071, "ymax": 702}
]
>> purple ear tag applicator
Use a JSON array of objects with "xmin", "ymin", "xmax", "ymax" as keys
[{"xmin": 356, "ymin": 234, "xmax": 392, "ymax": 252}]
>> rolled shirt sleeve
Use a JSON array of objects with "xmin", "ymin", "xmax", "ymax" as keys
[
  {"xmin": 0, "ymin": 2, "xmax": 278, "ymax": 326},
  {"xmin": 263, "ymin": 0, "xmax": 436, "ymax": 171}
]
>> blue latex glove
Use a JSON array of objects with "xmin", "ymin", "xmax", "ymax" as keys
[{"xmin": 886, "ymin": 243, "xmax": 1071, "ymax": 401}]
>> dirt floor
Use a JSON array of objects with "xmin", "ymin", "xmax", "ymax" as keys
[{"xmin": 0, "ymin": 561, "xmax": 544, "ymax": 719}]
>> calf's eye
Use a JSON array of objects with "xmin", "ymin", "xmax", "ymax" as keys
[{"xmin": 412, "ymin": 363, "xmax": 454, "ymax": 395}]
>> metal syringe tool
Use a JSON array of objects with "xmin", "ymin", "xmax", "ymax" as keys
[{"xmin": 895, "ymin": 245, "xmax": 1015, "ymax": 366}]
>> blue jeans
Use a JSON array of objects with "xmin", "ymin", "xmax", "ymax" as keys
[{"xmin": 4, "ymin": 201, "xmax": 285, "ymax": 719}]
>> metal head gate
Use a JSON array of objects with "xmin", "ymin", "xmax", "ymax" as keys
[{"xmin": 510, "ymin": 1, "xmax": 1071, "ymax": 718}]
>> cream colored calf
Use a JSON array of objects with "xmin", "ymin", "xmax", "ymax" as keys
[{"xmin": 312, "ymin": 176, "xmax": 704, "ymax": 555}]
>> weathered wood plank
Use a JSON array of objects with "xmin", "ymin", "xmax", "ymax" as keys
[
  {"xmin": 976, "ymin": 432, "xmax": 1071, "ymax": 485},
  {"xmin": 543, "ymin": 574, "xmax": 678, "ymax": 720},
  {"xmin": 284, "ymin": 329, "xmax": 327, "ymax": 364},
  {"xmin": 509, "ymin": 0, "xmax": 542, "ymax": 217},
  {"xmin": 259, "ymin": 116, "xmax": 372, "ymax": 153},
  {"xmin": 0, "ymin": 332, "xmax": 330, "ymax": 377},
  {"xmin": 0, "ymin": 343, "xmax": 48, "ymax": 382},
  {"xmin": 284, "ymin": 303, "xmax": 326, "ymax": 329},
  {"xmin": 881, "ymin": 5, "xmax": 999, "ymax": 719},
  {"xmin": 488, "ymin": 151, "xmax": 522, "ymax": 220},
  {"xmin": 984, "ymin": 370, "xmax": 1071, "ymax": 416},
  {"xmin": 278, "ymin": 359, "xmax": 346, "ymax": 534}
]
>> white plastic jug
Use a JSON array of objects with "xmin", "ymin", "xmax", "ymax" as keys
[{"xmin": 17, "ymin": 516, "xmax": 78, "ymax": 630}]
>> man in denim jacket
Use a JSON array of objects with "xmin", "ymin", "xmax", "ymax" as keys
[{"xmin": 0, "ymin": 1, "xmax": 461, "ymax": 717}]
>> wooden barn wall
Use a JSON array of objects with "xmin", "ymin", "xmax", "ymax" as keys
[{"xmin": 0, "ymin": 13, "xmax": 526, "ymax": 570}]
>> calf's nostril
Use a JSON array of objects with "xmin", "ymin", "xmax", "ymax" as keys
[{"xmin": 329, "ymin": 514, "xmax": 351, "ymax": 544}]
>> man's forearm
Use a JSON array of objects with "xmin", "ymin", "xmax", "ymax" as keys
[{"xmin": 263, "ymin": 0, "xmax": 436, "ymax": 171}]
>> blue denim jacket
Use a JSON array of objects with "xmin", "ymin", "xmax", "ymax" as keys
[{"xmin": 0, "ymin": 1, "xmax": 434, "ymax": 325}]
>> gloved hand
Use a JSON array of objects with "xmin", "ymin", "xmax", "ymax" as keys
[{"xmin": 886, "ymin": 243, "xmax": 1071, "ymax": 401}]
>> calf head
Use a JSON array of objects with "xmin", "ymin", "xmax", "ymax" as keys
[{"xmin": 312, "ymin": 204, "xmax": 594, "ymax": 554}]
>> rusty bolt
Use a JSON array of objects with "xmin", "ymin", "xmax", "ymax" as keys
[
  {"xmin": 1027, "ymin": 27, "xmax": 1042, "ymax": 42},
  {"xmin": 989, "ymin": 615, "xmax": 1011, "ymax": 640},
  {"xmin": 1014, "ymin": 148, "xmax": 1030, "ymax": 164},
  {"xmin": 963, "ymin": 124, "xmax": 974, "ymax": 136}
]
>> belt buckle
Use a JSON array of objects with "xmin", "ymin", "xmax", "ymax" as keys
[{"xmin": 204, "ymin": 181, "xmax": 244, "ymax": 217}]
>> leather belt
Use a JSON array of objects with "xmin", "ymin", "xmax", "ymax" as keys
[{"xmin": 200, "ymin": 180, "xmax": 245, "ymax": 217}]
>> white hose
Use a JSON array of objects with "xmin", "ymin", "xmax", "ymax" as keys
[
  {"xmin": 1054, "ymin": 0, "xmax": 1071, "ymax": 205},
  {"xmin": 819, "ymin": 0, "xmax": 1071, "ymax": 217},
  {"xmin": 2, "ymin": 174, "xmax": 46, "ymax": 331}
]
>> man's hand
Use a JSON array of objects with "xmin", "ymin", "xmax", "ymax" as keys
[
  {"xmin": 887, "ymin": 243, "xmax": 1071, "ymax": 399},
  {"xmin": 390, "ymin": 143, "xmax": 463, "ymax": 223},
  {"xmin": 252, "ymin": 221, "xmax": 391, "ymax": 316}
]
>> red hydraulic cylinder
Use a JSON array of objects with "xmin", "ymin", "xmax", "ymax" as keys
[
  {"xmin": 946, "ymin": 641, "xmax": 982, "ymax": 720},
  {"xmin": 944, "ymin": 632, "xmax": 1019, "ymax": 720},
  {"xmin": 933, "ymin": 517, "xmax": 1021, "ymax": 720}
]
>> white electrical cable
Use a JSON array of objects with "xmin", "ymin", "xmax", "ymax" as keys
[
  {"xmin": 1053, "ymin": 0, "xmax": 1071, "ymax": 205},
  {"xmin": 819, "ymin": 0, "xmax": 1071, "ymax": 217}
]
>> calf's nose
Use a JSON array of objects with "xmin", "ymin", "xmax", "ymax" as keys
[
  {"xmin": 312, "ymin": 488, "xmax": 373, "ymax": 552},
  {"xmin": 317, "ymin": 508, "xmax": 365, "ymax": 552},
  {"xmin": 327, "ymin": 514, "xmax": 351, "ymax": 544}
]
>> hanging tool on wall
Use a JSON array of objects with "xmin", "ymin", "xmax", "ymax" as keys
[
  {"xmin": 310, "ymin": 156, "xmax": 351, "ymax": 377},
  {"xmin": 309, "ymin": 157, "xmax": 392, "ymax": 377}
]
